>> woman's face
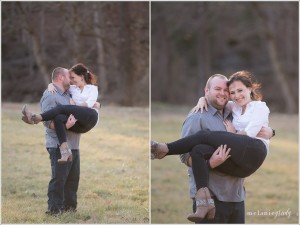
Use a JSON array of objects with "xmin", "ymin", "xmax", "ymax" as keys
[
  {"xmin": 70, "ymin": 71, "xmax": 85, "ymax": 87},
  {"xmin": 229, "ymin": 80, "xmax": 252, "ymax": 107}
]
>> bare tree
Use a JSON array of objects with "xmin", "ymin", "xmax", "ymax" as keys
[
  {"xmin": 151, "ymin": 3, "xmax": 171, "ymax": 102},
  {"xmin": 93, "ymin": 3, "xmax": 108, "ymax": 96},
  {"xmin": 16, "ymin": 2, "xmax": 50, "ymax": 86},
  {"xmin": 252, "ymin": 2, "xmax": 297, "ymax": 114},
  {"xmin": 151, "ymin": 2, "xmax": 298, "ymax": 113},
  {"xmin": 2, "ymin": 2, "xmax": 149, "ymax": 106},
  {"xmin": 195, "ymin": 3, "xmax": 212, "ymax": 96}
]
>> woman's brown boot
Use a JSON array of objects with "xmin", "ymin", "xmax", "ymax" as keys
[
  {"xmin": 21, "ymin": 104, "xmax": 34, "ymax": 124},
  {"xmin": 57, "ymin": 143, "xmax": 73, "ymax": 164},
  {"xmin": 205, "ymin": 187, "xmax": 216, "ymax": 220},
  {"xmin": 21, "ymin": 104, "xmax": 42, "ymax": 124},
  {"xmin": 150, "ymin": 141, "xmax": 168, "ymax": 159},
  {"xmin": 187, "ymin": 187, "xmax": 215, "ymax": 222}
]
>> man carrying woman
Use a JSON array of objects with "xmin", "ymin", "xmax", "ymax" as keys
[{"xmin": 152, "ymin": 71, "xmax": 274, "ymax": 223}]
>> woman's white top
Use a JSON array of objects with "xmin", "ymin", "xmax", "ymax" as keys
[
  {"xmin": 69, "ymin": 84, "xmax": 99, "ymax": 125},
  {"xmin": 69, "ymin": 84, "xmax": 98, "ymax": 108},
  {"xmin": 227, "ymin": 100, "xmax": 270, "ymax": 151}
]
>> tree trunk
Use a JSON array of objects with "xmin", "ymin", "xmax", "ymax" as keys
[
  {"xmin": 252, "ymin": 3, "xmax": 296, "ymax": 114},
  {"xmin": 152, "ymin": 4, "xmax": 171, "ymax": 102},
  {"xmin": 30, "ymin": 34, "xmax": 50, "ymax": 86},
  {"xmin": 71, "ymin": 4, "xmax": 81, "ymax": 64},
  {"xmin": 17, "ymin": 2, "xmax": 50, "ymax": 86},
  {"xmin": 93, "ymin": 4, "xmax": 107, "ymax": 97},
  {"xmin": 196, "ymin": 3, "xmax": 211, "ymax": 97},
  {"xmin": 120, "ymin": 3, "xmax": 135, "ymax": 106}
]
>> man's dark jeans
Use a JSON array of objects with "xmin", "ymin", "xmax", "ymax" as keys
[
  {"xmin": 47, "ymin": 148, "xmax": 80, "ymax": 213},
  {"xmin": 192, "ymin": 197, "xmax": 245, "ymax": 224}
]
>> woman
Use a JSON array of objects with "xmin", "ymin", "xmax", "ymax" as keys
[
  {"xmin": 22, "ymin": 63, "xmax": 100, "ymax": 163},
  {"xmin": 151, "ymin": 70, "xmax": 270, "ymax": 222}
]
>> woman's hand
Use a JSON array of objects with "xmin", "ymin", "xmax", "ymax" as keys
[
  {"xmin": 223, "ymin": 119, "xmax": 236, "ymax": 133},
  {"xmin": 209, "ymin": 144, "xmax": 231, "ymax": 168},
  {"xmin": 65, "ymin": 114, "xmax": 77, "ymax": 129},
  {"xmin": 192, "ymin": 97, "xmax": 208, "ymax": 113},
  {"xmin": 48, "ymin": 83, "xmax": 57, "ymax": 94}
]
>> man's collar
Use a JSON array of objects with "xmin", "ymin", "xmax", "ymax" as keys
[
  {"xmin": 223, "ymin": 105, "xmax": 232, "ymax": 119},
  {"xmin": 207, "ymin": 104, "xmax": 219, "ymax": 115},
  {"xmin": 207, "ymin": 104, "xmax": 231, "ymax": 118}
]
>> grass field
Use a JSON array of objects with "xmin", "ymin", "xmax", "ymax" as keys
[
  {"xmin": 151, "ymin": 102, "xmax": 298, "ymax": 224},
  {"xmin": 2, "ymin": 102, "xmax": 149, "ymax": 224}
]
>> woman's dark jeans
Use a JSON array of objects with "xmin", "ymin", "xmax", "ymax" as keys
[
  {"xmin": 41, "ymin": 105, "xmax": 98, "ymax": 144},
  {"xmin": 47, "ymin": 148, "xmax": 80, "ymax": 213},
  {"xmin": 167, "ymin": 130, "xmax": 267, "ymax": 189}
]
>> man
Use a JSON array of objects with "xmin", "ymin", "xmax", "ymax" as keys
[
  {"xmin": 180, "ymin": 74, "xmax": 273, "ymax": 223},
  {"xmin": 41, "ymin": 67, "xmax": 81, "ymax": 215}
]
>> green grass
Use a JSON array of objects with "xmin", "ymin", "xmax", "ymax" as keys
[
  {"xmin": 151, "ymin": 102, "xmax": 298, "ymax": 224},
  {"xmin": 2, "ymin": 103, "xmax": 150, "ymax": 224}
]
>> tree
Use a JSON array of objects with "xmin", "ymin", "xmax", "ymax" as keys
[
  {"xmin": 252, "ymin": 2, "xmax": 297, "ymax": 114},
  {"xmin": 2, "ymin": 2, "xmax": 149, "ymax": 106}
]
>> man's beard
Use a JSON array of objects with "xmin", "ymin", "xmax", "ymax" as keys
[
  {"xmin": 63, "ymin": 82, "xmax": 70, "ymax": 90},
  {"xmin": 209, "ymin": 98, "xmax": 228, "ymax": 110}
]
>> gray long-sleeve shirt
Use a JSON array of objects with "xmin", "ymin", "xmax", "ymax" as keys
[
  {"xmin": 180, "ymin": 105, "xmax": 245, "ymax": 202},
  {"xmin": 40, "ymin": 85, "xmax": 81, "ymax": 149}
]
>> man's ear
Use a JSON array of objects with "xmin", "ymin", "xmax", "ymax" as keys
[{"xmin": 204, "ymin": 87, "xmax": 209, "ymax": 96}]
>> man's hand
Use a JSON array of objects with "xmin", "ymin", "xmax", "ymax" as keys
[
  {"xmin": 49, "ymin": 120, "xmax": 55, "ymax": 130},
  {"xmin": 65, "ymin": 114, "xmax": 77, "ymax": 129},
  {"xmin": 209, "ymin": 145, "xmax": 231, "ymax": 169},
  {"xmin": 93, "ymin": 102, "xmax": 101, "ymax": 110},
  {"xmin": 257, "ymin": 127, "xmax": 273, "ymax": 139},
  {"xmin": 70, "ymin": 98, "xmax": 76, "ymax": 105},
  {"xmin": 187, "ymin": 145, "xmax": 231, "ymax": 168}
]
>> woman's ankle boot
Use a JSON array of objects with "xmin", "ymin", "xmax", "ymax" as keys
[
  {"xmin": 21, "ymin": 104, "xmax": 34, "ymax": 124},
  {"xmin": 150, "ymin": 141, "xmax": 168, "ymax": 159},
  {"xmin": 58, "ymin": 144, "xmax": 72, "ymax": 164},
  {"xmin": 21, "ymin": 104, "xmax": 42, "ymax": 124},
  {"xmin": 205, "ymin": 187, "xmax": 216, "ymax": 220},
  {"xmin": 187, "ymin": 187, "xmax": 215, "ymax": 222}
]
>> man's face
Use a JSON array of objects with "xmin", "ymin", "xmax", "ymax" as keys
[
  {"xmin": 61, "ymin": 69, "xmax": 71, "ymax": 90},
  {"xmin": 205, "ymin": 77, "xmax": 229, "ymax": 110}
]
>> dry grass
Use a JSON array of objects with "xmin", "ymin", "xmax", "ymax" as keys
[
  {"xmin": 151, "ymin": 102, "xmax": 298, "ymax": 224},
  {"xmin": 2, "ymin": 102, "xmax": 150, "ymax": 224}
]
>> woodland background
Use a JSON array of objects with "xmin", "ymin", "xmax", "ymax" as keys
[
  {"xmin": 2, "ymin": 2, "xmax": 149, "ymax": 106},
  {"xmin": 2, "ymin": 2, "xmax": 298, "ymax": 111},
  {"xmin": 151, "ymin": 2, "xmax": 298, "ymax": 223},
  {"xmin": 152, "ymin": 1, "xmax": 298, "ymax": 113}
]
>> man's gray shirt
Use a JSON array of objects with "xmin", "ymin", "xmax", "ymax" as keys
[
  {"xmin": 180, "ymin": 105, "xmax": 246, "ymax": 202},
  {"xmin": 40, "ymin": 85, "xmax": 80, "ymax": 149}
]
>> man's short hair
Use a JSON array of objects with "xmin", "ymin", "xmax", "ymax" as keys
[
  {"xmin": 51, "ymin": 67, "xmax": 66, "ymax": 81},
  {"xmin": 206, "ymin": 74, "xmax": 228, "ymax": 89}
]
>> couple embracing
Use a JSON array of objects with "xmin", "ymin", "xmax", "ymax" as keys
[
  {"xmin": 22, "ymin": 63, "xmax": 100, "ymax": 215},
  {"xmin": 152, "ymin": 70, "xmax": 274, "ymax": 223}
]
